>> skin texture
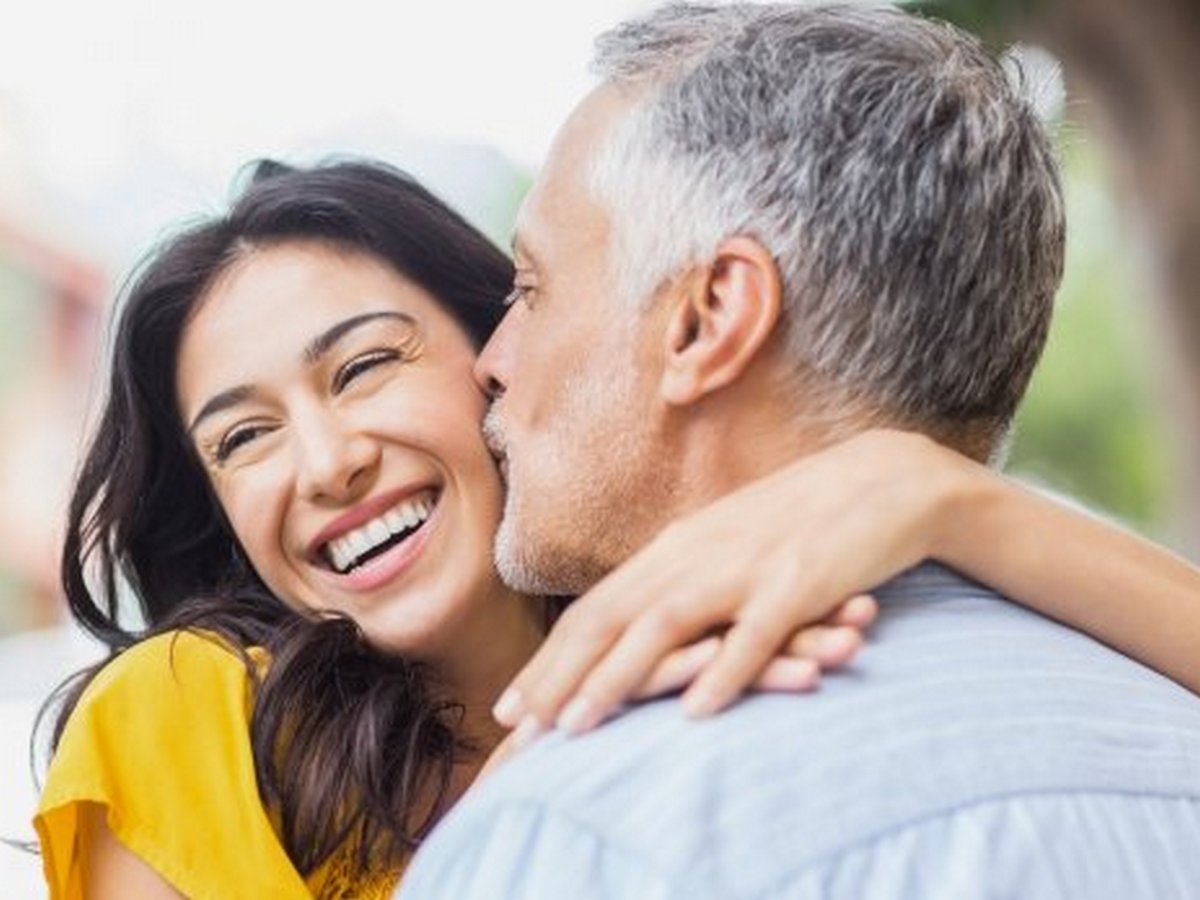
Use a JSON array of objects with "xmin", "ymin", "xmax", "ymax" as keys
[{"xmin": 482, "ymin": 85, "xmax": 826, "ymax": 602}]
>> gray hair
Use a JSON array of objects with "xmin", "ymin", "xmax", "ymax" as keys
[{"xmin": 589, "ymin": 2, "xmax": 1065, "ymax": 454}]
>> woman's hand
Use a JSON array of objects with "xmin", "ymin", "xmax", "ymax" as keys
[
  {"xmin": 486, "ymin": 598, "xmax": 876, "ymax": 761},
  {"xmin": 493, "ymin": 429, "xmax": 979, "ymax": 738},
  {"xmin": 629, "ymin": 595, "xmax": 877, "ymax": 703}
]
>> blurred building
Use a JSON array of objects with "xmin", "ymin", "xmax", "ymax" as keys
[{"xmin": 0, "ymin": 99, "xmax": 106, "ymax": 633}]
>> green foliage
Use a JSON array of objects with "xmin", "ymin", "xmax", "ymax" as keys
[
  {"xmin": 1007, "ymin": 143, "xmax": 1172, "ymax": 533},
  {"xmin": 903, "ymin": 0, "xmax": 1040, "ymax": 42},
  {"xmin": 893, "ymin": 1, "xmax": 1174, "ymax": 533}
]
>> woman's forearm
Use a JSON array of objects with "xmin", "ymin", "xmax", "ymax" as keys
[{"xmin": 934, "ymin": 460, "xmax": 1200, "ymax": 694}]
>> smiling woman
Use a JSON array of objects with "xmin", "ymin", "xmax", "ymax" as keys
[{"xmin": 35, "ymin": 160, "xmax": 549, "ymax": 899}]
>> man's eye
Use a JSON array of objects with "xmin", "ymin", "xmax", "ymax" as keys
[
  {"xmin": 215, "ymin": 424, "xmax": 272, "ymax": 464},
  {"xmin": 503, "ymin": 285, "xmax": 534, "ymax": 309},
  {"xmin": 333, "ymin": 349, "xmax": 402, "ymax": 393}
]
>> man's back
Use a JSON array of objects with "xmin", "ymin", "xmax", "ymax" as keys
[{"xmin": 402, "ymin": 566, "xmax": 1200, "ymax": 898}]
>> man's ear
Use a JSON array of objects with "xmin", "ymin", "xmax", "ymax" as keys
[{"xmin": 660, "ymin": 236, "xmax": 783, "ymax": 405}]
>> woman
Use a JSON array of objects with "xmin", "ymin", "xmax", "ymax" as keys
[{"xmin": 35, "ymin": 159, "xmax": 1200, "ymax": 899}]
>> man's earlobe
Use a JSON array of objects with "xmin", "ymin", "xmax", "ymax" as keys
[{"xmin": 661, "ymin": 237, "xmax": 783, "ymax": 406}]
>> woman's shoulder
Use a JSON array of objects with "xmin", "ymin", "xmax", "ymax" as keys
[
  {"xmin": 54, "ymin": 628, "xmax": 262, "ymax": 763},
  {"xmin": 37, "ymin": 628, "xmax": 309, "ymax": 899},
  {"xmin": 81, "ymin": 628, "xmax": 258, "ymax": 706}
]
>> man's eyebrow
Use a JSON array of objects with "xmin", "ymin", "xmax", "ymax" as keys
[{"xmin": 187, "ymin": 311, "xmax": 417, "ymax": 436}]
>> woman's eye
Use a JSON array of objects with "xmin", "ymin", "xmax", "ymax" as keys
[
  {"xmin": 333, "ymin": 348, "xmax": 402, "ymax": 394},
  {"xmin": 215, "ymin": 424, "xmax": 272, "ymax": 464}
]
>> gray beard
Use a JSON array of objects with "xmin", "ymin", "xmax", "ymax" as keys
[{"xmin": 492, "ymin": 492, "xmax": 607, "ymax": 596}]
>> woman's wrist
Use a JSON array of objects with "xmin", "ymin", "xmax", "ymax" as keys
[{"xmin": 920, "ymin": 437, "xmax": 1005, "ymax": 571}]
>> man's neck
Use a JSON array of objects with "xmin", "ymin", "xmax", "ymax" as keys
[{"xmin": 665, "ymin": 391, "xmax": 851, "ymax": 519}]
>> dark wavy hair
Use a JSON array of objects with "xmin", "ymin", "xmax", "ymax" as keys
[{"xmin": 46, "ymin": 159, "xmax": 515, "ymax": 880}]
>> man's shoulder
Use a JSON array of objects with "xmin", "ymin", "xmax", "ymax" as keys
[
  {"xmin": 408, "ymin": 566, "xmax": 1200, "ymax": 895},
  {"xmin": 488, "ymin": 565, "xmax": 1200, "ymax": 807}
]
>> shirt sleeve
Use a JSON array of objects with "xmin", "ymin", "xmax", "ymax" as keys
[{"xmin": 34, "ymin": 630, "xmax": 311, "ymax": 900}]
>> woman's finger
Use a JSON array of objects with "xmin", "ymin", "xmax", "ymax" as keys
[
  {"xmin": 682, "ymin": 598, "xmax": 796, "ymax": 717},
  {"xmin": 782, "ymin": 624, "xmax": 864, "ymax": 669},
  {"xmin": 825, "ymin": 594, "xmax": 879, "ymax": 629},
  {"xmin": 750, "ymin": 656, "xmax": 822, "ymax": 693},
  {"xmin": 492, "ymin": 600, "xmax": 623, "ymax": 729},
  {"xmin": 498, "ymin": 531, "xmax": 745, "ymax": 729},
  {"xmin": 556, "ymin": 600, "xmax": 723, "ymax": 733},
  {"xmin": 629, "ymin": 637, "xmax": 722, "ymax": 701}
]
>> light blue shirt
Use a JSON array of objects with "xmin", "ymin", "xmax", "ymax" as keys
[{"xmin": 400, "ymin": 565, "xmax": 1200, "ymax": 898}]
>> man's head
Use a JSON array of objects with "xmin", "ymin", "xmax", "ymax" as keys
[{"xmin": 477, "ymin": 2, "xmax": 1066, "ymax": 595}]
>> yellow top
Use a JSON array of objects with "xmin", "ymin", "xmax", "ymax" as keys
[{"xmin": 34, "ymin": 630, "xmax": 399, "ymax": 900}]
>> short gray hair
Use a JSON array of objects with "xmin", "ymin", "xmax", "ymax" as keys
[{"xmin": 589, "ymin": 2, "xmax": 1065, "ymax": 454}]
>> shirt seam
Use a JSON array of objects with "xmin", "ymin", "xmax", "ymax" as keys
[{"xmin": 471, "ymin": 785, "xmax": 1200, "ymax": 898}]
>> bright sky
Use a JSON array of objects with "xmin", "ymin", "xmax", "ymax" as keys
[
  {"xmin": 0, "ymin": 0, "xmax": 1059, "ymax": 265},
  {"xmin": 0, "ymin": 0, "xmax": 647, "ymax": 199}
]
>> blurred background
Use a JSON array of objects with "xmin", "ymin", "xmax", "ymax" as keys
[{"xmin": 2, "ymin": 0, "xmax": 1197, "ymax": 894}]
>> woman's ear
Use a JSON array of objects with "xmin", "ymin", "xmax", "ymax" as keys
[{"xmin": 660, "ymin": 236, "xmax": 783, "ymax": 406}]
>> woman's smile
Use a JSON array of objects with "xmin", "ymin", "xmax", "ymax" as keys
[
  {"xmin": 308, "ymin": 485, "xmax": 441, "ymax": 592},
  {"xmin": 176, "ymin": 239, "xmax": 521, "ymax": 656},
  {"xmin": 310, "ymin": 485, "xmax": 437, "ymax": 574}
]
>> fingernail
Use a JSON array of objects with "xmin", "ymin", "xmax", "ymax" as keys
[
  {"xmin": 682, "ymin": 688, "xmax": 718, "ymax": 719},
  {"xmin": 557, "ymin": 696, "xmax": 597, "ymax": 735},
  {"xmin": 511, "ymin": 714, "xmax": 544, "ymax": 750},
  {"xmin": 818, "ymin": 629, "xmax": 859, "ymax": 655},
  {"xmin": 493, "ymin": 687, "xmax": 525, "ymax": 726}
]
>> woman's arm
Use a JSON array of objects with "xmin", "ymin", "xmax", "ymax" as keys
[
  {"xmin": 934, "ymin": 456, "xmax": 1200, "ymax": 695},
  {"xmin": 78, "ymin": 803, "xmax": 185, "ymax": 900},
  {"xmin": 493, "ymin": 429, "xmax": 1200, "ymax": 733},
  {"xmin": 36, "ymin": 632, "xmax": 312, "ymax": 899}
]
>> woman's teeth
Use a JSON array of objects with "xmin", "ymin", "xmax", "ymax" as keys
[{"xmin": 326, "ymin": 493, "xmax": 435, "ymax": 573}]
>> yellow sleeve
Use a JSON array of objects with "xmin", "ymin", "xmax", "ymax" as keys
[{"xmin": 34, "ymin": 630, "xmax": 312, "ymax": 900}]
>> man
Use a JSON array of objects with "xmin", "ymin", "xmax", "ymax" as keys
[{"xmin": 401, "ymin": 4, "xmax": 1200, "ymax": 897}]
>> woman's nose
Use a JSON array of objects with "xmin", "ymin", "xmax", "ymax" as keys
[{"xmin": 293, "ymin": 413, "xmax": 380, "ymax": 503}]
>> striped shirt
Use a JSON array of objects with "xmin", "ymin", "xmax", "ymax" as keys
[{"xmin": 400, "ymin": 564, "xmax": 1200, "ymax": 898}]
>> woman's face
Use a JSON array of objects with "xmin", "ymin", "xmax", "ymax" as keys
[{"xmin": 176, "ymin": 240, "xmax": 512, "ymax": 657}]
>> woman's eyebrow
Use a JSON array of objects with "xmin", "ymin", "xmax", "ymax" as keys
[
  {"xmin": 302, "ymin": 310, "xmax": 417, "ymax": 364},
  {"xmin": 187, "ymin": 385, "xmax": 255, "ymax": 436},
  {"xmin": 188, "ymin": 310, "xmax": 418, "ymax": 436}
]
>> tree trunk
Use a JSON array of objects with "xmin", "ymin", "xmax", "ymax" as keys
[{"xmin": 1033, "ymin": 0, "xmax": 1200, "ymax": 554}]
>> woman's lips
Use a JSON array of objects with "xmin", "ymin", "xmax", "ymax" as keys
[
  {"xmin": 313, "ymin": 492, "xmax": 440, "ymax": 594},
  {"xmin": 306, "ymin": 482, "xmax": 438, "ymax": 561}
]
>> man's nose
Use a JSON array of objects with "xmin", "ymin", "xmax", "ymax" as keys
[
  {"xmin": 474, "ymin": 305, "xmax": 520, "ymax": 399},
  {"xmin": 294, "ymin": 412, "xmax": 379, "ymax": 503}
]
